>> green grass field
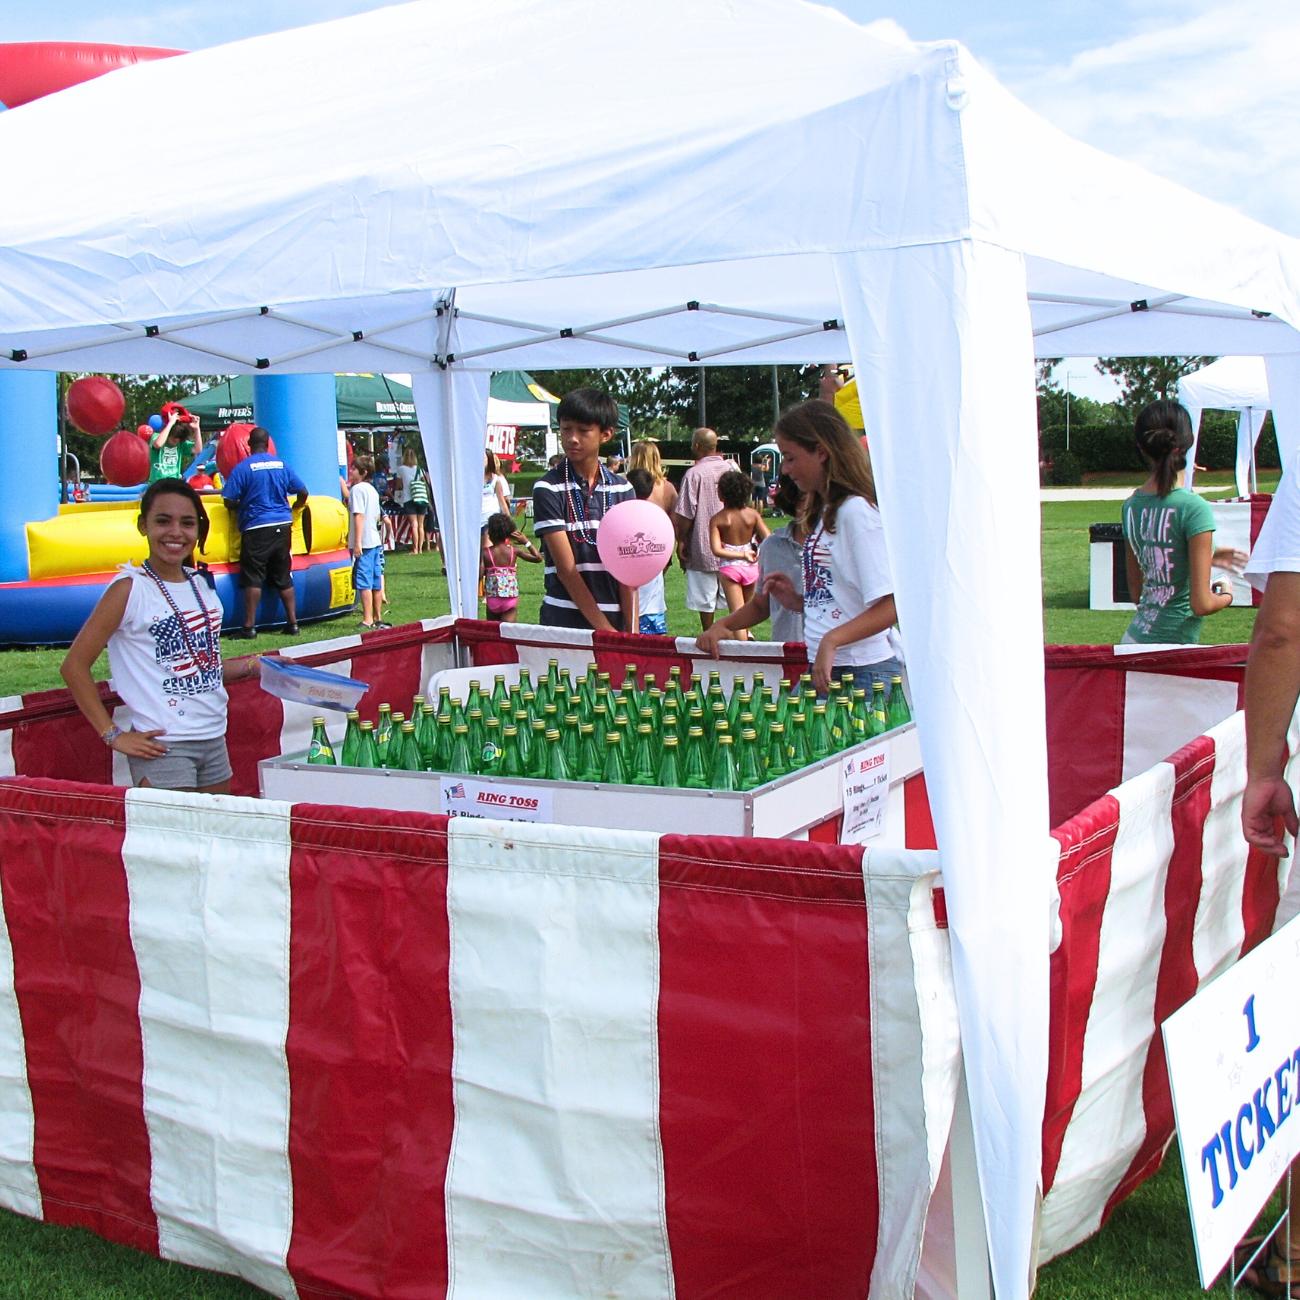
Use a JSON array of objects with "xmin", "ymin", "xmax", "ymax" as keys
[{"xmin": 0, "ymin": 492, "xmax": 1280, "ymax": 1296}]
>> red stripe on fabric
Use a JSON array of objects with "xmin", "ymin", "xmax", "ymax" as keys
[
  {"xmin": 780, "ymin": 640, "xmax": 810, "ymax": 689},
  {"xmin": 1042, "ymin": 794, "xmax": 1119, "ymax": 1194},
  {"xmin": 1104, "ymin": 736, "xmax": 1215, "ymax": 1220},
  {"xmin": 658, "ymin": 834, "xmax": 877, "ymax": 1297},
  {"xmin": 1240, "ymin": 843, "xmax": 1283, "ymax": 955},
  {"xmin": 225, "ymin": 671, "xmax": 282, "ymax": 796},
  {"xmin": 903, "ymin": 773, "xmax": 937, "ymax": 849},
  {"xmin": 8, "ymin": 687, "xmax": 114, "ymax": 785},
  {"xmin": 454, "ymin": 618, "xmax": 516, "ymax": 669},
  {"xmin": 1045, "ymin": 664, "xmax": 1126, "ymax": 827},
  {"xmin": 0, "ymin": 779, "xmax": 157, "ymax": 1251},
  {"xmin": 593, "ymin": 628, "xmax": 696, "ymax": 687},
  {"xmin": 285, "ymin": 804, "xmax": 453, "ymax": 1300}
]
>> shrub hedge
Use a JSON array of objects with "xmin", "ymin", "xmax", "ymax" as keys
[{"xmin": 1040, "ymin": 409, "xmax": 1278, "ymax": 474}]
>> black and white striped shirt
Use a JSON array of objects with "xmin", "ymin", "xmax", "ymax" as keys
[{"xmin": 532, "ymin": 462, "xmax": 634, "ymax": 629}]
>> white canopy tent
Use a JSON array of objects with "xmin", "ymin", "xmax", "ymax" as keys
[
  {"xmin": 1, "ymin": 3, "xmax": 1299, "ymax": 1294},
  {"xmin": 1178, "ymin": 356, "xmax": 1273, "ymax": 494}
]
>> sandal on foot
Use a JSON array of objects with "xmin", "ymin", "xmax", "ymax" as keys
[{"xmin": 1242, "ymin": 1243, "xmax": 1300, "ymax": 1297}]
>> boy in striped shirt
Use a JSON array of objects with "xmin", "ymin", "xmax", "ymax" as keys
[{"xmin": 531, "ymin": 389, "xmax": 634, "ymax": 630}]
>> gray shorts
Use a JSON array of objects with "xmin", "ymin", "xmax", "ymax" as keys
[{"xmin": 127, "ymin": 735, "xmax": 232, "ymax": 791}]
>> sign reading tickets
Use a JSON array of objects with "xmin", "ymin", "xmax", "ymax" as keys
[
  {"xmin": 440, "ymin": 776, "xmax": 553, "ymax": 823},
  {"xmin": 840, "ymin": 746, "xmax": 890, "ymax": 844},
  {"xmin": 1162, "ymin": 914, "xmax": 1300, "ymax": 1287}
]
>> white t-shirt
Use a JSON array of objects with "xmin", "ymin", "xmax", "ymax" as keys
[
  {"xmin": 107, "ymin": 565, "xmax": 228, "ymax": 739},
  {"xmin": 481, "ymin": 474, "xmax": 509, "ymax": 527},
  {"xmin": 348, "ymin": 479, "xmax": 382, "ymax": 549},
  {"xmin": 801, "ymin": 494, "xmax": 894, "ymax": 666},
  {"xmin": 637, "ymin": 570, "xmax": 666, "ymax": 617},
  {"xmin": 1246, "ymin": 452, "xmax": 1300, "ymax": 589}
]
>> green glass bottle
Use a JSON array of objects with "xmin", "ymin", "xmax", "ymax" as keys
[
  {"xmin": 808, "ymin": 702, "xmax": 833, "ymax": 760},
  {"xmin": 417, "ymin": 702, "xmax": 438, "ymax": 770},
  {"xmin": 543, "ymin": 702, "xmax": 560, "ymax": 732},
  {"xmin": 727, "ymin": 674, "xmax": 746, "ymax": 719},
  {"xmin": 479, "ymin": 717, "xmax": 503, "ymax": 774},
  {"xmin": 666, "ymin": 665, "xmax": 685, "ymax": 714},
  {"xmin": 307, "ymin": 716, "xmax": 336, "ymax": 765},
  {"xmin": 355, "ymin": 720, "xmax": 378, "ymax": 769},
  {"xmin": 516, "ymin": 666, "xmax": 535, "ymax": 703},
  {"xmin": 710, "ymin": 700, "xmax": 729, "ymax": 739},
  {"xmin": 375, "ymin": 703, "xmax": 394, "ymax": 765},
  {"xmin": 394, "ymin": 721, "xmax": 421, "ymax": 772},
  {"xmin": 641, "ymin": 674, "xmax": 658, "ymax": 719},
  {"xmin": 490, "ymin": 674, "xmax": 509, "ymax": 714},
  {"xmin": 872, "ymin": 680, "xmax": 888, "ymax": 731},
  {"xmin": 764, "ymin": 722, "xmax": 791, "ymax": 778},
  {"xmin": 513, "ymin": 708, "xmax": 533, "ymax": 772},
  {"xmin": 849, "ymin": 688, "xmax": 871, "ymax": 743},
  {"xmin": 646, "ymin": 688, "xmax": 665, "ymax": 728},
  {"xmin": 520, "ymin": 689, "xmax": 539, "ymax": 724},
  {"xmin": 683, "ymin": 726, "xmax": 710, "ymax": 789},
  {"xmin": 601, "ymin": 730, "xmax": 628, "ymax": 785},
  {"xmin": 577, "ymin": 723, "xmax": 601, "ymax": 782},
  {"xmin": 447, "ymin": 723, "xmax": 473, "ymax": 774},
  {"xmin": 709, "ymin": 732, "xmax": 737, "ymax": 791},
  {"xmin": 499, "ymin": 725, "xmax": 524, "ymax": 778},
  {"xmin": 435, "ymin": 686, "xmax": 454, "ymax": 730},
  {"xmin": 630, "ymin": 724, "xmax": 657, "ymax": 786},
  {"xmin": 619, "ymin": 664, "xmax": 640, "ymax": 713},
  {"xmin": 561, "ymin": 713, "xmax": 581, "ymax": 774},
  {"xmin": 787, "ymin": 712, "xmax": 811, "ymax": 771},
  {"xmin": 886, "ymin": 675, "xmax": 912, "ymax": 728},
  {"xmin": 340, "ymin": 710, "xmax": 361, "ymax": 767},
  {"xmin": 761, "ymin": 701, "xmax": 779, "ymax": 744},
  {"xmin": 410, "ymin": 693, "xmax": 426, "ymax": 720},
  {"xmin": 656, "ymin": 734, "xmax": 682, "ymax": 788},
  {"xmin": 448, "ymin": 689, "xmax": 467, "ymax": 732},
  {"xmin": 737, "ymin": 727, "xmax": 763, "ymax": 790},
  {"xmin": 529, "ymin": 719, "xmax": 549, "ymax": 779},
  {"xmin": 539, "ymin": 659, "xmax": 561, "ymax": 712},
  {"xmin": 466, "ymin": 708, "xmax": 486, "ymax": 763},
  {"xmin": 661, "ymin": 708, "xmax": 679, "ymax": 745},
  {"xmin": 464, "ymin": 679, "xmax": 486, "ymax": 722},
  {"xmin": 382, "ymin": 711, "xmax": 405, "ymax": 768},
  {"xmin": 591, "ymin": 701, "xmax": 611, "ymax": 748},
  {"xmin": 544, "ymin": 727, "xmax": 570, "ymax": 781}
]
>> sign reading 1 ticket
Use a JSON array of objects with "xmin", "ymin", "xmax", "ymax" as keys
[
  {"xmin": 440, "ymin": 776, "xmax": 554, "ymax": 823},
  {"xmin": 840, "ymin": 746, "xmax": 890, "ymax": 844}
]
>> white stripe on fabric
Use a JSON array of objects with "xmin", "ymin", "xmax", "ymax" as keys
[
  {"xmin": 1122, "ymin": 673, "xmax": 1238, "ymax": 782},
  {"xmin": 1195, "ymin": 718, "xmax": 1248, "ymax": 986},
  {"xmin": 0, "ymin": 865, "xmax": 40, "ymax": 1220},
  {"xmin": 277, "ymin": 659, "xmax": 350, "ymax": 759},
  {"xmin": 445, "ymin": 819, "xmax": 674, "ymax": 1300},
  {"xmin": 1039, "ymin": 761, "xmax": 1175, "ymax": 1260},
  {"xmin": 0, "ymin": 727, "xmax": 13, "ymax": 779},
  {"xmin": 278, "ymin": 632, "xmax": 362, "ymax": 659},
  {"xmin": 500, "ymin": 624, "xmax": 595, "ymax": 682},
  {"xmin": 861, "ymin": 848, "xmax": 960, "ymax": 1299},
  {"xmin": 122, "ymin": 789, "xmax": 296, "ymax": 1300}
]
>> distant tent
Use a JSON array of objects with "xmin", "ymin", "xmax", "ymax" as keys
[{"xmin": 185, "ymin": 373, "xmax": 417, "ymax": 427}]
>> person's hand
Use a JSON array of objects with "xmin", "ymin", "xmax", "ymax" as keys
[
  {"xmin": 1242, "ymin": 775, "xmax": 1298, "ymax": 857},
  {"xmin": 811, "ymin": 640, "xmax": 837, "ymax": 695},
  {"xmin": 695, "ymin": 624, "xmax": 727, "ymax": 657},
  {"xmin": 351, "ymin": 546, "xmax": 362, "ymax": 560},
  {"xmin": 113, "ymin": 728, "xmax": 168, "ymax": 759},
  {"xmin": 1212, "ymin": 547, "xmax": 1248, "ymax": 574},
  {"xmin": 762, "ymin": 571, "xmax": 800, "ymax": 610}
]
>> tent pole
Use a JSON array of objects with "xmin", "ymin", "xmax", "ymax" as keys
[{"xmin": 698, "ymin": 366, "xmax": 706, "ymax": 427}]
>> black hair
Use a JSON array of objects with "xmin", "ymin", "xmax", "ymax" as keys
[
  {"xmin": 625, "ymin": 467, "xmax": 654, "ymax": 501},
  {"xmin": 1134, "ymin": 400, "xmax": 1194, "ymax": 498},
  {"xmin": 771, "ymin": 473, "xmax": 801, "ymax": 518},
  {"xmin": 486, "ymin": 512, "xmax": 516, "ymax": 544},
  {"xmin": 556, "ymin": 387, "xmax": 619, "ymax": 430},
  {"xmin": 717, "ymin": 469, "xmax": 751, "ymax": 510},
  {"xmin": 139, "ymin": 477, "xmax": 210, "ymax": 553},
  {"xmin": 248, "ymin": 425, "xmax": 271, "ymax": 452}
]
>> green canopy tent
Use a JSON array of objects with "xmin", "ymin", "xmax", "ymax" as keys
[{"xmin": 185, "ymin": 373, "xmax": 417, "ymax": 427}]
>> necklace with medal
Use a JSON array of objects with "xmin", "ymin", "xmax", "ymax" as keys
[
  {"xmin": 143, "ymin": 561, "xmax": 219, "ymax": 670},
  {"xmin": 563, "ymin": 460, "xmax": 610, "ymax": 546}
]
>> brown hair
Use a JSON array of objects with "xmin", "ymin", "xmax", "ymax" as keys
[
  {"xmin": 773, "ymin": 398, "xmax": 876, "ymax": 533},
  {"xmin": 353, "ymin": 453, "xmax": 374, "ymax": 480}
]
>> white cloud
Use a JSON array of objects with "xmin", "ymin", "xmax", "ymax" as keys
[{"xmin": 1003, "ymin": 0, "xmax": 1300, "ymax": 237}]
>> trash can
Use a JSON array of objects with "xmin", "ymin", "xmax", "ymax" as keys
[{"xmin": 1088, "ymin": 522, "xmax": 1132, "ymax": 609}]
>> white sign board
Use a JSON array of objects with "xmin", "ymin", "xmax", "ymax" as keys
[
  {"xmin": 439, "ymin": 776, "xmax": 553, "ymax": 823},
  {"xmin": 1163, "ymin": 914, "xmax": 1300, "ymax": 1287},
  {"xmin": 840, "ymin": 746, "xmax": 890, "ymax": 845}
]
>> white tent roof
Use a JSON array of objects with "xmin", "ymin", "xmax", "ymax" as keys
[
  {"xmin": 1, "ymin": 5, "xmax": 1298, "ymax": 1297},
  {"xmin": 1179, "ymin": 355, "xmax": 1271, "ymax": 412}
]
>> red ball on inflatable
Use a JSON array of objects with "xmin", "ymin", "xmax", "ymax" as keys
[
  {"xmin": 137, "ymin": 423, "xmax": 153, "ymax": 438},
  {"xmin": 216, "ymin": 423, "xmax": 274, "ymax": 479},
  {"xmin": 101, "ymin": 429, "xmax": 151, "ymax": 486},
  {"xmin": 66, "ymin": 376, "xmax": 125, "ymax": 436}
]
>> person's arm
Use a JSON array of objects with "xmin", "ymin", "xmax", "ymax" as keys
[
  {"xmin": 1187, "ymin": 530, "xmax": 1233, "ymax": 616},
  {"xmin": 812, "ymin": 594, "xmax": 898, "ymax": 693},
  {"xmin": 189, "ymin": 417, "xmax": 203, "ymax": 457},
  {"xmin": 541, "ymin": 526, "xmax": 615, "ymax": 632},
  {"xmin": 151, "ymin": 411, "xmax": 179, "ymax": 449},
  {"xmin": 1124, "ymin": 543, "xmax": 1144, "ymax": 604},
  {"xmin": 673, "ymin": 474, "xmax": 695, "ymax": 567},
  {"xmin": 1243, "ymin": 571, "xmax": 1300, "ymax": 855},
  {"xmin": 753, "ymin": 512, "xmax": 771, "ymax": 544},
  {"xmin": 695, "ymin": 590, "xmax": 774, "ymax": 656},
  {"xmin": 60, "ymin": 579, "xmax": 168, "ymax": 759},
  {"xmin": 222, "ymin": 655, "xmax": 262, "ymax": 685},
  {"xmin": 511, "ymin": 531, "xmax": 543, "ymax": 563}
]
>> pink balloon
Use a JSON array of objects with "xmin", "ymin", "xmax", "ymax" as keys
[{"xmin": 596, "ymin": 499, "xmax": 675, "ymax": 588}]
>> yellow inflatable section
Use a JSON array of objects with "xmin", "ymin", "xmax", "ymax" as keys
[{"xmin": 26, "ymin": 495, "xmax": 349, "ymax": 580}]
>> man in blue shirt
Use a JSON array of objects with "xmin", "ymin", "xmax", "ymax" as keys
[{"xmin": 221, "ymin": 427, "xmax": 309, "ymax": 638}]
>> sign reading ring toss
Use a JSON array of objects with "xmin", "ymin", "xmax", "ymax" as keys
[
  {"xmin": 840, "ymin": 746, "xmax": 890, "ymax": 844},
  {"xmin": 440, "ymin": 776, "xmax": 554, "ymax": 823}
]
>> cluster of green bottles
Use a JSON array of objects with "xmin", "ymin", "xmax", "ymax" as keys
[{"xmin": 304, "ymin": 660, "xmax": 910, "ymax": 792}]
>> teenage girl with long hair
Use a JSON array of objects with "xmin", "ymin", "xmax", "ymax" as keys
[
  {"xmin": 61, "ymin": 478, "xmax": 261, "ymax": 793},
  {"xmin": 628, "ymin": 440, "xmax": 678, "ymax": 516},
  {"xmin": 1121, "ymin": 400, "xmax": 1244, "ymax": 644},
  {"xmin": 756, "ymin": 399, "xmax": 901, "ymax": 693}
]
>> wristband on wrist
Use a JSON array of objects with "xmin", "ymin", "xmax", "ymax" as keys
[{"xmin": 101, "ymin": 724, "xmax": 123, "ymax": 747}]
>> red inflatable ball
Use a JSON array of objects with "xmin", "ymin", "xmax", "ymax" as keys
[
  {"xmin": 66, "ymin": 375, "xmax": 125, "ymax": 436},
  {"xmin": 216, "ymin": 422, "xmax": 274, "ymax": 479},
  {"xmin": 101, "ymin": 428, "xmax": 151, "ymax": 486},
  {"xmin": 137, "ymin": 423, "xmax": 153, "ymax": 438}
]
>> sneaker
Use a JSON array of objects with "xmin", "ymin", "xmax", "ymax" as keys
[
  {"xmin": 374, "ymin": 620, "xmax": 393, "ymax": 630},
  {"xmin": 229, "ymin": 626, "xmax": 258, "ymax": 640}
]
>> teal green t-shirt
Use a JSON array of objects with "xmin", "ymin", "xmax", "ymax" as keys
[
  {"xmin": 1121, "ymin": 488, "xmax": 1215, "ymax": 643},
  {"xmin": 148, "ymin": 438, "xmax": 194, "ymax": 484}
]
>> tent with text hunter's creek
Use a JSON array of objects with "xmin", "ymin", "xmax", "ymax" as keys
[{"xmin": 0, "ymin": 1, "xmax": 1298, "ymax": 1297}]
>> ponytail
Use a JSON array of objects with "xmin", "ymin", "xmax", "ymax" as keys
[{"xmin": 1134, "ymin": 400, "xmax": 1194, "ymax": 498}]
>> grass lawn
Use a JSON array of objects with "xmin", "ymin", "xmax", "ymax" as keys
[{"xmin": 0, "ymin": 493, "xmax": 1278, "ymax": 1296}]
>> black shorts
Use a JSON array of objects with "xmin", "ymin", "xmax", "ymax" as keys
[
  {"xmin": 402, "ymin": 501, "xmax": 426, "ymax": 516},
  {"xmin": 240, "ymin": 523, "xmax": 293, "ymax": 591}
]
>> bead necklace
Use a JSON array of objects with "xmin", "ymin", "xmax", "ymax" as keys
[
  {"xmin": 142, "ymin": 561, "xmax": 219, "ymax": 670},
  {"xmin": 801, "ymin": 523, "xmax": 826, "ymax": 600},
  {"xmin": 563, "ymin": 460, "xmax": 613, "ymax": 546}
]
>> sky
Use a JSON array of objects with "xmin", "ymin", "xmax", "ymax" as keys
[{"xmin": 6, "ymin": 0, "xmax": 1297, "ymax": 401}]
